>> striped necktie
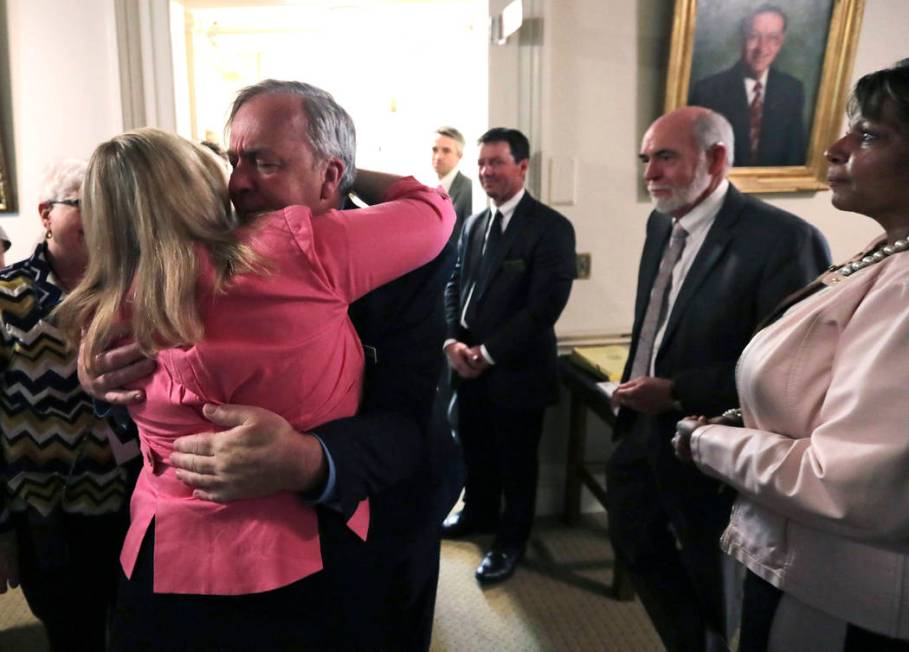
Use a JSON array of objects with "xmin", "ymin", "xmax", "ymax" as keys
[{"xmin": 629, "ymin": 222, "xmax": 688, "ymax": 379}]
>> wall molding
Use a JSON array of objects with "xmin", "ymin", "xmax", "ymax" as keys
[{"xmin": 114, "ymin": 0, "xmax": 176, "ymax": 131}]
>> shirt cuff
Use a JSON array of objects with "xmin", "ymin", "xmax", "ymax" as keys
[
  {"xmin": 92, "ymin": 399, "xmax": 113, "ymax": 419},
  {"xmin": 689, "ymin": 425, "xmax": 709, "ymax": 466},
  {"xmin": 480, "ymin": 345, "xmax": 495, "ymax": 365},
  {"xmin": 302, "ymin": 434, "xmax": 339, "ymax": 509}
]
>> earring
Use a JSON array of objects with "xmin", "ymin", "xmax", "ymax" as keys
[{"xmin": 45, "ymin": 230, "xmax": 53, "ymax": 240}]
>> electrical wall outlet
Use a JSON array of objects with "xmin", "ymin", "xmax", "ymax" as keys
[{"xmin": 576, "ymin": 253, "xmax": 591, "ymax": 279}]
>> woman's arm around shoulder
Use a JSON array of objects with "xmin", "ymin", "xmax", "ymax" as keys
[{"xmin": 312, "ymin": 170, "xmax": 455, "ymax": 302}]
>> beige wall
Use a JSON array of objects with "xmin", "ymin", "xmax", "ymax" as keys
[{"xmin": 3, "ymin": 0, "xmax": 123, "ymax": 263}]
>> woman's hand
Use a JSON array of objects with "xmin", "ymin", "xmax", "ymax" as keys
[
  {"xmin": 672, "ymin": 415, "xmax": 708, "ymax": 462},
  {"xmin": 0, "ymin": 531, "xmax": 20, "ymax": 594}
]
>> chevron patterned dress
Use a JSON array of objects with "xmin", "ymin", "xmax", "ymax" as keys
[{"xmin": 0, "ymin": 242, "xmax": 128, "ymax": 531}]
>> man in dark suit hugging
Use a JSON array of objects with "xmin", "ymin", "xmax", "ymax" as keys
[{"xmin": 441, "ymin": 128, "xmax": 576, "ymax": 584}]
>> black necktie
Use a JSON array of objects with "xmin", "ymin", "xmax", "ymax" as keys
[
  {"xmin": 476, "ymin": 211, "xmax": 504, "ymax": 283},
  {"xmin": 464, "ymin": 211, "xmax": 504, "ymax": 326}
]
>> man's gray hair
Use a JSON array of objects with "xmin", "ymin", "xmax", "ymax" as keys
[
  {"xmin": 39, "ymin": 158, "xmax": 87, "ymax": 203},
  {"xmin": 228, "ymin": 79, "xmax": 357, "ymax": 194},
  {"xmin": 436, "ymin": 126, "xmax": 466, "ymax": 152},
  {"xmin": 693, "ymin": 110, "xmax": 735, "ymax": 170}
]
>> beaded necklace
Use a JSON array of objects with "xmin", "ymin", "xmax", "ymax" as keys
[{"xmin": 836, "ymin": 237, "xmax": 909, "ymax": 278}]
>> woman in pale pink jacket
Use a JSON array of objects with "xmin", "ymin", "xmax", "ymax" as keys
[{"xmin": 674, "ymin": 62, "xmax": 909, "ymax": 651}]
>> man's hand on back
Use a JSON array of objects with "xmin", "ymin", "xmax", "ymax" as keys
[{"xmin": 170, "ymin": 404, "xmax": 328, "ymax": 503}]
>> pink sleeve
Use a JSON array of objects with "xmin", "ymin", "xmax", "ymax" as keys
[{"xmin": 309, "ymin": 177, "xmax": 455, "ymax": 302}]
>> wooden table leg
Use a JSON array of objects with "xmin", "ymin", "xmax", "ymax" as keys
[{"xmin": 563, "ymin": 393, "xmax": 586, "ymax": 525}]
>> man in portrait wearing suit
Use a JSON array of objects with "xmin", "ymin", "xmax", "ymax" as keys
[
  {"xmin": 688, "ymin": 3, "xmax": 806, "ymax": 167},
  {"xmin": 432, "ymin": 126, "xmax": 473, "ymax": 241},
  {"xmin": 441, "ymin": 128, "xmax": 576, "ymax": 584},
  {"xmin": 607, "ymin": 106, "xmax": 829, "ymax": 651},
  {"xmin": 79, "ymin": 80, "xmax": 458, "ymax": 651}
]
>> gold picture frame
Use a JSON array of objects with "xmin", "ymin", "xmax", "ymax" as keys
[
  {"xmin": 665, "ymin": 0, "xmax": 865, "ymax": 193},
  {"xmin": 0, "ymin": 123, "xmax": 10, "ymax": 211}
]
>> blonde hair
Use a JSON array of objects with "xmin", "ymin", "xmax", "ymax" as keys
[{"xmin": 56, "ymin": 127, "xmax": 258, "ymax": 369}]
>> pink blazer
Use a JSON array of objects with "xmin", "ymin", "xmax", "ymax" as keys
[
  {"xmin": 691, "ymin": 238, "xmax": 909, "ymax": 638},
  {"xmin": 120, "ymin": 178, "xmax": 454, "ymax": 595}
]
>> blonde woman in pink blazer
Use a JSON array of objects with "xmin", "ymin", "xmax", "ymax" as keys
[
  {"xmin": 674, "ymin": 62, "xmax": 909, "ymax": 651},
  {"xmin": 56, "ymin": 128, "xmax": 454, "ymax": 649}
]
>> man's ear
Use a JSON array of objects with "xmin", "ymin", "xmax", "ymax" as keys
[
  {"xmin": 518, "ymin": 158, "xmax": 530, "ymax": 177},
  {"xmin": 320, "ymin": 159, "xmax": 344, "ymax": 202},
  {"xmin": 707, "ymin": 144, "xmax": 729, "ymax": 176}
]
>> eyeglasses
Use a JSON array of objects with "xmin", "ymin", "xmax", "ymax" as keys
[{"xmin": 49, "ymin": 199, "xmax": 80, "ymax": 209}]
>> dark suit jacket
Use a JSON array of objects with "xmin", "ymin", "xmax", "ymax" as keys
[
  {"xmin": 615, "ymin": 185, "xmax": 830, "ymax": 503},
  {"xmin": 317, "ymin": 241, "xmax": 458, "ymax": 528},
  {"xmin": 444, "ymin": 190, "xmax": 576, "ymax": 410},
  {"xmin": 447, "ymin": 171, "xmax": 473, "ymax": 243},
  {"xmin": 689, "ymin": 61, "xmax": 806, "ymax": 167}
]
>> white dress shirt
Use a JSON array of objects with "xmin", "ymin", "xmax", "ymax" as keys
[
  {"xmin": 438, "ymin": 167, "xmax": 459, "ymax": 194},
  {"xmin": 744, "ymin": 70, "xmax": 769, "ymax": 105}
]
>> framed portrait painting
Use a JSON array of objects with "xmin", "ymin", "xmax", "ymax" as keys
[{"xmin": 665, "ymin": 0, "xmax": 865, "ymax": 193}]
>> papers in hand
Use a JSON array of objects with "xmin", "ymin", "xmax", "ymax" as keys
[{"xmin": 596, "ymin": 381, "xmax": 620, "ymax": 416}]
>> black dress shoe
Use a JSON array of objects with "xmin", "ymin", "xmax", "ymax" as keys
[
  {"xmin": 475, "ymin": 546, "xmax": 523, "ymax": 584},
  {"xmin": 441, "ymin": 511, "xmax": 496, "ymax": 539}
]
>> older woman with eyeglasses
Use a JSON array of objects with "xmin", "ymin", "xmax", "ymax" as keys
[
  {"xmin": 0, "ymin": 159, "xmax": 135, "ymax": 652},
  {"xmin": 673, "ymin": 61, "xmax": 909, "ymax": 651}
]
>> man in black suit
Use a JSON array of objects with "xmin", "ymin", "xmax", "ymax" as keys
[
  {"xmin": 441, "ymin": 128, "xmax": 576, "ymax": 584},
  {"xmin": 81, "ymin": 80, "xmax": 458, "ymax": 651},
  {"xmin": 689, "ymin": 3, "xmax": 805, "ymax": 167},
  {"xmin": 608, "ymin": 106, "xmax": 829, "ymax": 651},
  {"xmin": 432, "ymin": 126, "xmax": 473, "ymax": 241}
]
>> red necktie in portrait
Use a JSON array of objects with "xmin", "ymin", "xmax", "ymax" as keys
[{"xmin": 750, "ymin": 80, "xmax": 764, "ymax": 163}]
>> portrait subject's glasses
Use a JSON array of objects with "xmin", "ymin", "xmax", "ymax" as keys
[{"xmin": 49, "ymin": 198, "xmax": 80, "ymax": 209}]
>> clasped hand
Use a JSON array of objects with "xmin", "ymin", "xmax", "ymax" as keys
[
  {"xmin": 444, "ymin": 341, "xmax": 489, "ymax": 379},
  {"xmin": 672, "ymin": 415, "xmax": 708, "ymax": 462},
  {"xmin": 611, "ymin": 376, "xmax": 675, "ymax": 415}
]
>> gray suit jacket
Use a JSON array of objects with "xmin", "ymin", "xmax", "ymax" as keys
[{"xmin": 447, "ymin": 171, "xmax": 473, "ymax": 244}]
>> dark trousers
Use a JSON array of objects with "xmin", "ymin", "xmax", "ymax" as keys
[
  {"xmin": 111, "ymin": 516, "xmax": 439, "ymax": 652},
  {"xmin": 15, "ymin": 510, "xmax": 126, "ymax": 652},
  {"xmin": 112, "ymin": 524, "xmax": 377, "ymax": 651},
  {"xmin": 381, "ymin": 521, "xmax": 442, "ymax": 652},
  {"xmin": 606, "ymin": 440, "xmax": 731, "ymax": 652},
  {"xmin": 741, "ymin": 570, "xmax": 909, "ymax": 652},
  {"xmin": 456, "ymin": 377, "xmax": 544, "ymax": 549}
]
